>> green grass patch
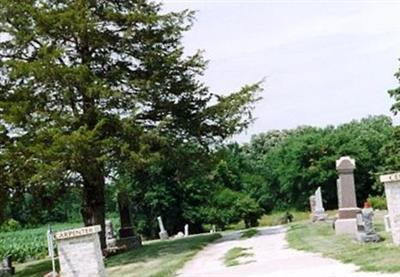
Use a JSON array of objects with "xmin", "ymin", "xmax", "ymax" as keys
[
  {"xmin": 223, "ymin": 247, "xmax": 254, "ymax": 267},
  {"xmin": 286, "ymin": 210, "xmax": 400, "ymax": 273},
  {"xmin": 240, "ymin": 229, "xmax": 258, "ymax": 239},
  {"xmin": 13, "ymin": 233, "xmax": 221, "ymax": 277}
]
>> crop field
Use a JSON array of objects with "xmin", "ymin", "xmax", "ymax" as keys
[{"xmin": 0, "ymin": 218, "xmax": 119, "ymax": 262}]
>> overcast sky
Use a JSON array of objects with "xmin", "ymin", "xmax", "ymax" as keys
[{"xmin": 162, "ymin": 0, "xmax": 400, "ymax": 142}]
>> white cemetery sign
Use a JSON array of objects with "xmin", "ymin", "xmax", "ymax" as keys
[
  {"xmin": 54, "ymin": 225, "xmax": 106, "ymax": 277},
  {"xmin": 380, "ymin": 172, "xmax": 400, "ymax": 245}
]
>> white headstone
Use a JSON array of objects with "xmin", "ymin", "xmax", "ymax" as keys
[
  {"xmin": 184, "ymin": 224, "xmax": 189, "ymax": 237},
  {"xmin": 315, "ymin": 187, "xmax": 325, "ymax": 213},
  {"xmin": 54, "ymin": 225, "xmax": 106, "ymax": 277},
  {"xmin": 157, "ymin": 216, "xmax": 169, "ymax": 240},
  {"xmin": 313, "ymin": 187, "xmax": 327, "ymax": 221},
  {"xmin": 380, "ymin": 172, "xmax": 400, "ymax": 245}
]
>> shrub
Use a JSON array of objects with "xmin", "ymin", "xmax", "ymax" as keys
[
  {"xmin": 0, "ymin": 219, "xmax": 21, "ymax": 232},
  {"xmin": 368, "ymin": 195, "xmax": 387, "ymax": 210}
]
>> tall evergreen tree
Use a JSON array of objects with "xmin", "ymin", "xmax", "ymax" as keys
[{"xmin": 0, "ymin": 0, "xmax": 261, "ymax": 247}]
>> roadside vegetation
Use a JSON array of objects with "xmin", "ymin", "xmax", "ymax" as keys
[
  {"xmin": 286, "ymin": 211, "xmax": 400, "ymax": 273},
  {"xmin": 241, "ymin": 229, "xmax": 258, "ymax": 239},
  {"xmin": 223, "ymin": 247, "xmax": 254, "ymax": 267}
]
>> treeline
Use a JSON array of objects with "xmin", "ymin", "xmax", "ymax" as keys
[{"xmin": 2, "ymin": 115, "xmax": 395, "ymax": 237}]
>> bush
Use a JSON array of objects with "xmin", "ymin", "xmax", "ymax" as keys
[
  {"xmin": 368, "ymin": 195, "xmax": 387, "ymax": 210},
  {"xmin": 0, "ymin": 219, "xmax": 21, "ymax": 232},
  {"xmin": 205, "ymin": 188, "xmax": 263, "ymax": 230}
]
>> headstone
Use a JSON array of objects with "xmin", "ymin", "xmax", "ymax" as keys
[
  {"xmin": 105, "ymin": 220, "xmax": 117, "ymax": 248},
  {"xmin": 184, "ymin": 224, "xmax": 189, "ymax": 237},
  {"xmin": 380, "ymin": 172, "xmax": 400, "ymax": 245},
  {"xmin": 314, "ymin": 187, "xmax": 327, "ymax": 221},
  {"xmin": 357, "ymin": 204, "xmax": 381, "ymax": 243},
  {"xmin": 54, "ymin": 225, "xmax": 106, "ymax": 277},
  {"xmin": 157, "ymin": 216, "xmax": 169, "ymax": 240},
  {"xmin": 384, "ymin": 214, "xmax": 391, "ymax": 232},
  {"xmin": 335, "ymin": 156, "xmax": 360, "ymax": 236},
  {"xmin": 0, "ymin": 256, "xmax": 15, "ymax": 276},
  {"xmin": 356, "ymin": 213, "xmax": 364, "ymax": 230},
  {"xmin": 309, "ymin": 195, "xmax": 316, "ymax": 221},
  {"xmin": 175, "ymin": 232, "xmax": 184, "ymax": 239}
]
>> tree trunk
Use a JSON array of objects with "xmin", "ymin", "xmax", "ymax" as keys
[{"xmin": 80, "ymin": 166, "xmax": 106, "ymax": 249}]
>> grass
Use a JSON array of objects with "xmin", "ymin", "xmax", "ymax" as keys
[
  {"xmin": 241, "ymin": 229, "xmax": 258, "ymax": 239},
  {"xmin": 13, "ymin": 233, "xmax": 221, "ymax": 277},
  {"xmin": 223, "ymin": 247, "xmax": 254, "ymax": 267},
  {"xmin": 286, "ymin": 210, "xmax": 400, "ymax": 273}
]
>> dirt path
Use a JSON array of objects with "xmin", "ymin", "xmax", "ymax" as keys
[{"xmin": 177, "ymin": 226, "xmax": 400, "ymax": 277}]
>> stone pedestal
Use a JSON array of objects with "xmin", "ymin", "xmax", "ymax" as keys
[
  {"xmin": 335, "ymin": 218, "xmax": 358, "ymax": 235},
  {"xmin": 54, "ymin": 225, "xmax": 106, "ymax": 277},
  {"xmin": 335, "ymin": 156, "xmax": 360, "ymax": 236},
  {"xmin": 356, "ymin": 232, "xmax": 381, "ymax": 243},
  {"xmin": 380, "ymin": 172, "xmax": 400, "ymax": 245},
  {"xmin": 159, "ymin": 231, "xmax": 169, "ymax": 240},
  {"xmin": 116, "ymin": 236, "xmax": 142, "ymax": 250}
]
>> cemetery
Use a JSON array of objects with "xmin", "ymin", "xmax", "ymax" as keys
[{"xmin": 1, "ymin": 0, "xmax": 400, "ymax": 276}]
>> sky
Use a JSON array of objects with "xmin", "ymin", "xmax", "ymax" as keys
[{"xmin": 161, "ymin": 0, "xmax": 400, "ymax": 142}]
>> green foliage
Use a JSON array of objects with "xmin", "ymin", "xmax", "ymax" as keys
[
  {"xmin": 242, "ymin": 115, "xmax": 393, "ymax": 211},
  {"xmin": 0, "ymin": 223, "xmax": 80, "ymax": 262},
  {"xmin": 0, "ymin": 219, "xmax": 21, "ymax": 232},
  {"xmin": 368, "ymin": 195, "xmax": 387, "ymax": 210},
  {"xmin": 236, "ymin": 194, "xmax": 263, "ymax": 228},
  {"xmin": 0, "ymin": 218, "xmax": 118, "ymax": 262},
  {"xmin": 223, "ymin": 247, "xmax": 253, "ymax": 267},
  {"xmin": 0, "ymin": 0, "xmax": 262, "ymax": 243},
  {"xmin": 240, "ymin": 229, "xmax": 258, "ymax": 239},
  {"xmin": 205, "ymin": 188, "xmax": 263, "ymax": 230}
]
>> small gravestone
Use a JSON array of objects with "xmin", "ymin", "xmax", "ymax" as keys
[
  {"xmin": 105, "ymin": 220, "xmax": 117, "ymax": 249},
  {"xmin": 54, "ymin": 225, "xmax": 106, "ymax": 277},
  {"xmin": 357, "ymin": 203, "xmax": 381, "ymax": 243},
  {"xmin": 314, "ymin": 187, "xmax": 327, "ymax": 221},
  {"xmin": 335, "ymin": 156, "xmax": 360, "ymax": 237},
  {"xmin": 380, "ymin": 172, "xmax": 400, "ymax": 245},
  {"xmin": 157, "ymin": 216, "xmax": 169, "ymax": 240},
  {"xmin": 184, "ymin": 224, "xmax": 189, "ymax": 237},
  {"xmin": 0, "ymin": 256, "xmax": 15, "ymax": 276}
]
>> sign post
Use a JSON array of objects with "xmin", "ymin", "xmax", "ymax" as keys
[{"xmin": 47, "ymin": 225, "xmax": 56, "ymax": 276}]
